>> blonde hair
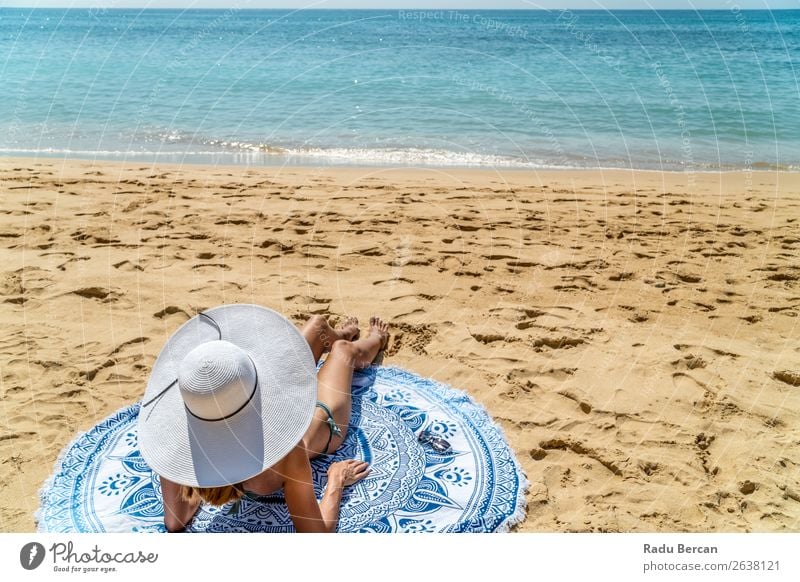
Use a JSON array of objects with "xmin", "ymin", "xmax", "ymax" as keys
[{"xmin": 180, "ymin": 483, "xmax": 245, "ymax": 507}]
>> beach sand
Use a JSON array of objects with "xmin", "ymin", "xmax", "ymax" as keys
[{"xmin": 1, "ymin": 158, "xmax": 798, "ymax": 532}]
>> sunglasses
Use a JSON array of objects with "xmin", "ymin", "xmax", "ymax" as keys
[{"xmin": 418, "ymin": 429, "xmax": 452, "ymax": 454}]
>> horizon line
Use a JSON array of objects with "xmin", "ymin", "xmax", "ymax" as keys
[{"xmin": 2, "ymin": 6, "xmax": 798, "ymax": 10}]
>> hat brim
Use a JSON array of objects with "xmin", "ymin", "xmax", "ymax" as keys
[{"xmin": 138, "ymin": 304, "xmax": 317, "ymax": 487}]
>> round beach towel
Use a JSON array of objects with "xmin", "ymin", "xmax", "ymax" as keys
[{"xmin": 37, "ymin": 366, "xmax": 528, "ymax": 533}]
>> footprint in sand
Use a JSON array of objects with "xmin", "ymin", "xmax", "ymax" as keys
[
  {"xmin": 638, "ymin": 461, "xmax": 661, "ymax": 477},
  {"xmin": 112, "ymin": 259, "xmax": 144, "ymax": 271},
  {"xmin": 69, "ymin": 287, "xmax": 120, "ymax": 302},
  {"xmin": 153, "ymin": 306, "xmax": 190, "ymax": 319},
  {"xmin": 109, "ymin": 336, "xmax": 149, "ymax": 356},
  {"xmin": 670, "ymin": 372, "xmax": 712, "ymax": 407},
  {"xmin": 531, "ymin": 336, "xmax": 585, "ymax": 350},
  {"xmin": 530, "ymin": 448, "xmax": 548, "ymax": 461},
  {"xmin": 56, "ymin": 255, "xmax": 91, "ymax": 271},
  {"xmin": 192, "ymin": 263, "xmax": 231, "ymax": 271},
  {"xmin": 673, "ymin": 343, "xmax": 740, "ymax": 359},
  {"xmin": 670, "ymin": 354, "xmax": 707, "ymax": 370},
  {"xmin": 558, "ymin": 390, "xmax": 593, "ymax": 414},
  {"xmin": 372, "ymin": 277, "xmax": 414, "ymax": 285},
  {"xmin": 58, "ymin": 388, "xmax": 88, "ymax": 399},
  {"xmin": 70, "ymin": 227, "xmax": 119, "ymax": 245},
  {"xmin": 391, "ymin": 322, "xmax": 436, "ymax": 356},
  {"xmin": 773, "ymin": 370, "xmax": 800, "ymax": 387},
  {"xmin": 539, "ymin": 438, "xmax": 624, "ymax": 477}
]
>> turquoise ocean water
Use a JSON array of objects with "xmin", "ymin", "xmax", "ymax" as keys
[{"xmin": 1, "ymin": 8, "xmax": 798, "ymax": 170}]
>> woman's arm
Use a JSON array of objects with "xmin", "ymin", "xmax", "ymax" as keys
[
  {"xmin": 283, "ymin": 446, "xmax": 369, "ymax": 533},
  {"xmin": 160, "ymin": 476, "xmax": 201, "ymax": 533}
]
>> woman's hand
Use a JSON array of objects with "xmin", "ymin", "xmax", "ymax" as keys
[{"xmin": 327, "ymin": 459, "xmax": 370, "ymax": 487}]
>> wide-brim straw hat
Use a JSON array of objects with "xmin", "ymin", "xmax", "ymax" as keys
[{"xmin": 137, "ymin": 304, "xmax": 317, "ymax": 487}]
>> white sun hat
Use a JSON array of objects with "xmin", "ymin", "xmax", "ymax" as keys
[{"xmin": 137, "ymin": 304, "xmax": 317, "ymax": 488}]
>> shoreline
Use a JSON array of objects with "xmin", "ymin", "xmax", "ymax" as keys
[
  {"xmin": 1, "ymin": 155, "xmax": 797, "ymax": 181},
  {"xmin": 1, "ymin": 157, "xmax": 798, "ymax": 532},
  {"xmin": 1, "ymin": 153, "xmax": 796, "ymax": 175}
]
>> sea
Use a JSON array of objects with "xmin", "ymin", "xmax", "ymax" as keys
[{"xmin": 1, "ymin": 8, "xmax": 798, "ymax": 170}]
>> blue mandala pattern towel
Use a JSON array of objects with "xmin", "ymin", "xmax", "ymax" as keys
[{"xmin": 37, "ymin": 366, "xmax": 528, "ymax": 533}]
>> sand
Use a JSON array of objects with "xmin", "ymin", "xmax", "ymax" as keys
[{"xmin": 1, "ymin": 157, "xmax": 798, "ymax": 532}]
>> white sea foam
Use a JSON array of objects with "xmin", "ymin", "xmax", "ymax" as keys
[
  {"xmin": 278, "ymin": 146, "xmax": 567, "ymax": 169},
  {"xmin": 0, "ymin": 146, "xmax": 795, "ymax": 173}
]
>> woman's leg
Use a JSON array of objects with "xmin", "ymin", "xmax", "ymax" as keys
[
  {"xmin": 299, "ymin": 314, "xmax": 359, "ymax": 364},
  {"xmin": 302, "ymin": 317, "xmax": 389, "ymax": 459}
]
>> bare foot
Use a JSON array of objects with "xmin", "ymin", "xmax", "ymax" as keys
[
  {"xmin": 369, "ymin": 316, "xmax": 390, "ymax": 365},
  {"xmin": 335, "ymin": 316, "xmax": 360, "ymax": 342}
]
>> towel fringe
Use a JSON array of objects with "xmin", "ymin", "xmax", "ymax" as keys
[
  {"xmin": 375, "ymin": 365, "xmax": 530, "ymax": 532},
  {"xmin": 35, "ymin": 414, "xmax": 109, "ymax": 532}
]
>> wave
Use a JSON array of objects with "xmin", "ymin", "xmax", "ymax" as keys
[
  {"xmin": 0, "ymin": 144, "xmax": 796, "ymax": 173},
  {"xmin": 279, "ymin": 146, "xmax": 570, "ymax": 169},
  {"xmin": 0, "ymin": 143, "xmax": 571, "ymax": 169}
]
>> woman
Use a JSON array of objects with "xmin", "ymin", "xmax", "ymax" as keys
[{"xmin": 137, "ymin": 305, "xmax": 389, "ymax": 533}]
